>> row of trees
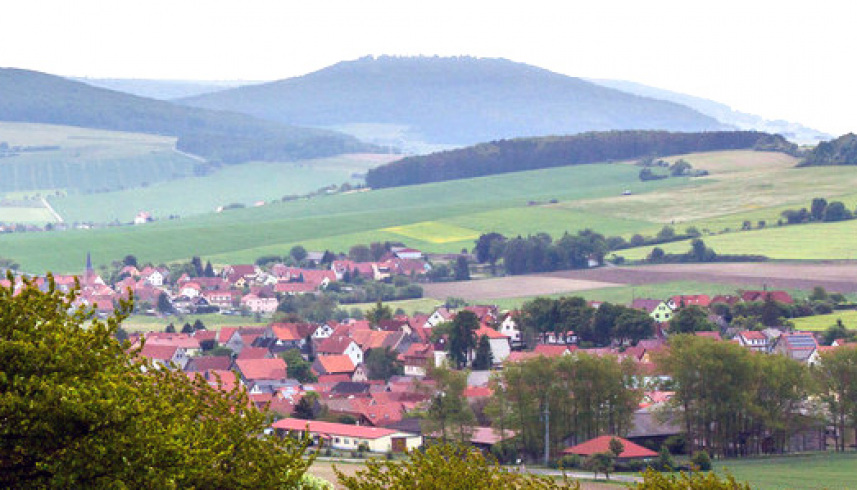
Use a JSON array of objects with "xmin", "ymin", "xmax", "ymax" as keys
[
  {"xmin": 474, "ymin": 230, "xmax": 608, "ymax": 276},
  {"xmin": 517, "ymin": 296, "xmax": 655, "ymax": 347},
  {"xmin": 366, "ymin": 130, "xmax": 794, "ymax": 188},
  {"xmin": 781, "ymin": 197, "xmax": 855, "ymax": 224},
  {"xmin": 658, "ymin": 335, "xmax": 857, "ymax": 456}
]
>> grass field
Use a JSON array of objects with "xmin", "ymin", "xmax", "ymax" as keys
[
  {"xmin": 714, "ymin": 452, "xmax": 857, "ymax": 490},
  {"xmin": 0, "ymin": 122, "xmax": 198, "ymax": 194},
  {"xmin": 792, "ymin": 310, "xmax": 857, "ymax": 332},
  {"xmin": 347, "ymin": 298, "xmax": 443, "ymax": 316},
  {"xmin": 2, "ymin": 161, "xmax": 681, "ymax": 273},
  {"xmin": 49, "ymin": 153, "xmax": 395, "ymax": 223},
  {"xmin": 8, "ymin": 148, "xmax": 857, "ymax": 274},
  {"xmin": 120, "ymin": 313, "xmax": 267, "ymax": 333},
  {"xmin": 617, "ymin": 219, "xmax": 857, "ymax": 261}
]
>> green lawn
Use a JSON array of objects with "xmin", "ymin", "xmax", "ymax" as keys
[
  {"xmin": 482, "ymin": 281, "xmax": 771, "ymax": 310},
  {"xmin": 49, "ymin": 154, "xmax": 394, "ymax": 223},
  {"xmin": 346, "ymin": 298, "xmax": 443, "ymax": 317},
  {"xmin": 792, "ymin": 310, "xmax": 857, "ymax": 332},
  {"xmin": 617, "ymin": 219, "xmax": 857, "ymax": 261},
  {"xmin": 120, "ymin": 313, "xmax": 267, "ymax": 333},
  {"xmin": 714, "ymin": 452, "xmax": 857, "ymax": 490},
  {"xmin": 2, "ymin": 161, "xmax": 678, "ymax": 273}
]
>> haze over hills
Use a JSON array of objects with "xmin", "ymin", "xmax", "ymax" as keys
[
  {"xmin": 72, "ymin": 78, "xmax": 260, "ymax": 101},
  {"xmin": 177, "ymin": 56, "xmax": 728, "ymax": 147},
  {"xmin": 587, "ymin": 78, "xmax": 831, "ymax": 145},
  {"xmin": 0, "ymin": 68, "xmax": 375, "ymax": 164}
]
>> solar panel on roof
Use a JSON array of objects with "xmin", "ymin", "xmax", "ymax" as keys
[{"xmin": 787, "ymin": 335, "xmax": 816, "ymax": 348}]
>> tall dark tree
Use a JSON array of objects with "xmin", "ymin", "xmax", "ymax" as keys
[
  {"xmin": 810, "ymin": 197, "xmax": 828, "ymax": 221},
  {"xmin": 365, "ymin": 347, "xmax": 404, "ymax": 381},
  {"xmin": 669, "ymin": 305, "xmax": 716, "ymax": 334},
  {"xmin": 474, "ymin": 232, "xmax": 506, "ymax": 274},
  {"xmin": 281, "ymin": 349, "xmax": 317, "ymax": 384},
  {"xmin": 447, "ymin": 310, "xmax": 480, "ymax": 369},
  {"xmin": 473, "ymin": 335, "xmax": 493, "ymax": 370},
  {"xmin": 193, "ymin": 319, "xmax": 206, "ymax": 331},
  {"xmin": 157, "ymin": 292, "xmax": 173, "ymax": 315},
  {"xmin": 289, "ymin": 245, "xmax": 308, "ymax": 263},
  {"xmin": 181, "ymin": 322, "xmax": 194, "ymax": 334},
  {"xmin": 123, "ymin": 254, "xmax": 138, "ymax": 267},
  {"xmin": 191, "ymin": 256, "xmax": 204, "ymax": 277},
  {"xmin": 454, "ymin": 256, "xmax": 471, "ymax": 281},
  {"xmin": 204, "ymin": 260, "xmax": 215, "ymax": 277}
]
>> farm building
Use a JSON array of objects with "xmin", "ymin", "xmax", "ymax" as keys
[{"xmin": 272, "ymin": 418, "xmax": 421, "ymax": 453}]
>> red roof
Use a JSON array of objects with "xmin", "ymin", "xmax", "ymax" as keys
[
  {"xmin": 272, "ymin": 418, "xmax": 404, "ymax": 439},
  {"xmin": 139, "ymin": 344, "xmax": 179, "ymax": 361},
  {"xmin": 318, "ymin": 335, "xmax": 358, "ymax": 355},
  {"xmin": 739, "ymin": 330, "xmax": 767, "ymax": 341},
  {"xmin": 237, "ymin": 346, "xmax": 271, "ymax": 360},
  {"xmin": 475, "ymin": 326, "xmax": 507, "ymax": 340},
  {"xmin": 316, "ymin": 355, "xmax": 355, "ymax": 375},
  {"xmin": 235, "ymin": 358, "xmax": 287, "ymax": 380},
  {"xmin": 563, "ymin": 435, "xmax": 657, "ymax": 458},
  {"xmin": 741, "ymin": 290, "xmax": 794, "ymax": 304},
  {"xmin": 671, "ymin": 295, "xmax": 711, "ymax": 307}
]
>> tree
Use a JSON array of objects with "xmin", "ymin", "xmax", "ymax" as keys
[
  {"xmin": 586, "ymin": 452, "xmax": 615, "ymax": 480},
  {"xmin": 669, "ymin": 305, "xmax": 716, "ymax": 334},
  {"xmin": 290, "ymin": 245, "xmax": 308, "ymax": 263},
  {"xmin": 191, "ymin": 256, "xmax": 204, "ymax": 276},
  {"xmin": 447, "ymin": 310, "xmax": 480, "ymax": 369},
  {"xmin": 473, "ymin": 335, "xmax": 494, "ymax": 370},
  {"xmin": 123, "ymin": 254, "xmax": 138, "ymax": 267},
  {"xmin": 635, "ymin": 468, "xmax": 750, "ymax": 490},
  {"xmin": 613, "ymin": 308, "xmax": 655, "ymax": 345},
  {"xmin": 656, "ymin": 226, "xmax": 676, "ymax": 241},
  {"xmin": 193, "ymin": 319, "xmax": 206, "ymax": 331},
  {"xmin": 824, "ymin": 201, "xmax": 852, "ymax": 221},
  {"xmin": 454, "ymin": 256, "xmax": 471, "ymax": 281},
  {"xmin": 157, "ymin": 292, "xmax": 173, "ymax": 315},
  {"xmin": 365, "ymin": 347, "xmax": 404, "ymax": 381},
  {"xmin": 815, "ymin": 346, "xmax": 857, "ymax": 452},
  {"xmin": 348, "ymin": 244, "xmax": 372, "ymax": 262},
  {"xmin": 669, "ymin": 159, "xmax": 692, "ymax": 176},
  {"xmin": 366, "ymin": 300, "xmax": 393, "ymax": 327},
  {"xmin": 422, "ymin": 366, "xmax": 476, "ymax": 444},
  {"xmin": 181, "ymin": 322, "xmax": 194, "ymax": 333},
  {"xmin": 204, "ymin": 260, "xmax": 215, "ymax": 277},
  {"xmin": 688, "ymin": 238, "xmax": 716, "ymax": 262},
  {"xmin": 0, "ymin": 276, "xmax": 313, "ymax": 487},
  {"xmin": 608, "ymin": 437, "xmax": 624, "ymax": 458},
  {"xmin": 335, "ymin": 443, "xmax": 576, "ymax": 489},
  {"xmin": 164, "ymin": 322, "xmax": 176, "ymax": 333},
  {"xmin": 281, "ymin": 349, "xmax": 317, "ymax": 384},
  {"xmin": 648, "ymin": 247, "xmax": 666, "ymax": 263},
  {"xmin": 474, "ymin": 232, "xmax": 506, "ymax": 275},
  {"xmin": 810, "ymin": 197, "xmax": 828, "ymax": 221},
  {"xmin": 294, "ymin": 391, "xmax": 320, "ymax": 420}
]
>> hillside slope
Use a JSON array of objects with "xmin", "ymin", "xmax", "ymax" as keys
[
  {"xmin": 177, "ymin": 56, "xmax": 727, "ymax": 145},
  {"xmin": 0, "ymin": 68, "xmax": 374, "ymax": 164},
  {"xmin": 365, "ymin": 130, "xmax": 795, "ymax": 188}
]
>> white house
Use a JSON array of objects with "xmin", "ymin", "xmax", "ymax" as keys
[
  {"xmin": 498, "ymin": 312, "xmax": 522, "ymax": 348},
  {"xmin": 272, "ymin": 419, "xmax": 421, "ymax": 453}
]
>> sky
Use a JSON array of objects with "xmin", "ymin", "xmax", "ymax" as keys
[{"xmin": 2, "ymin": 0, "xmax": 855, "ymax": 135}]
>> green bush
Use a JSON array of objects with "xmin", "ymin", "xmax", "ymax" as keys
[{"xmin": 691, "ymin": 450, "xmax": 712, "ymax": 471}]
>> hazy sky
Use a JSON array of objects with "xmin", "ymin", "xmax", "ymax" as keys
[{"xmin": 3, "ymin": 0, "xmax": 854, "ymax": 135}]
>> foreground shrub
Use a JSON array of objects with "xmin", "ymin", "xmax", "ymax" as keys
[
  {"xmin": 635, "ymin": 468, "xmax": 750, "ymax": 489},
  {"xmin": 334, "ymin": 443, "xmax": 580, "ymax": 489}
]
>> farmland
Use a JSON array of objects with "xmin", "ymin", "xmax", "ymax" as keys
[
  {"xmin": 7, "ymin": 148, "xmax": 857, "ymax": 274},
  {"xmin": 792, "ymin": 310, "xmax": 857, "ymax": 332}
]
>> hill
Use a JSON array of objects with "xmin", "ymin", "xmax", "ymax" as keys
[
  {"xmin": 0, "ymin": 68, "xmax": 374, "ymax": 164},
  {"xmin": 177, "ymin": 55, "xmax": 727, "ymax": 146},
  {"xmin": 365, "ymin": 130, "xmax": 796, "ymax": 188},
  {"xmin": 588, "ymin": 78, "xmax": 831, "ymax": 144},
  {"xmin": 73, "ymin": 78, "xmax": 256, "ymax": 100}
]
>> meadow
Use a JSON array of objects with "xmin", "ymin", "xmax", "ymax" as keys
[
  {"xmin": 714, "ymin": 452, "xmax": 857, "ymax": 490},
  {"xmin": 120, "ymin": 313, "xmax": 267, "ymax": 333},
  {"xmin": 792, "ymin": 309, "xmax": 857, "ymax": 332},
  {"xmin": 7, "ymin": 148, "xmax": 857, "ymax": 274}
]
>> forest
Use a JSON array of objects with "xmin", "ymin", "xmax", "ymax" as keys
[{"xmin": 365, "ymin": 130, "xmax": 796, "ymax": 188}]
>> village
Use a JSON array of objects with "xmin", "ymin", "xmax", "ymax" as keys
[{"xmin": 9, "ymin": 243, "xmax": 853, "ymax": 471}]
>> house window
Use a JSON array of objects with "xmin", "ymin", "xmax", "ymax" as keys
[{"xmin": 335, "ymin": 438, "xmax": 340, "ymax": 443}]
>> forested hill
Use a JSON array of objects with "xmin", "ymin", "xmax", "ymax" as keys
[
  {"xmin": 798, "ymin": 133, "xmax": 857, "ymax": 166},
  {"xmin": 177, "ymin": 56, "xmax": 727, "ymax": 145},
  {"xmin": 0, "ymin": 68, "xmax": 375, "ymax": 163},
  {"xmin": 365, "ymin": 130, "xmax": 796, "ymax": 188}
]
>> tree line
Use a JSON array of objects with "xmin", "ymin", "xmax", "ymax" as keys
[
  {"xmin": 366, "ymin": 130, "xmax": 796, "ymax": 188},
  {"xmin": 798, "ymin": 133, "xmax": 857, "ymax": 166}
]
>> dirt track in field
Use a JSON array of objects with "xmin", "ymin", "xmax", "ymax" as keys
[{"xmin": 422, "ymin": 262, "xmax": 857, "ymax": 300}]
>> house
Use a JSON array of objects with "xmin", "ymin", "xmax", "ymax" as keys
[
  {"xmin": 772, "ymin": 332, "xmax": 819, "ymax": 364},
  {"xmin": 426, "ymin": 307, "xmax": 454, "ymax": 328},
  {"xmin": 240, "ymin": 294, "xmax": 278, "ymax": 315},
  {"xmin": 234, "ymin": 358, "xmax": 288, "ymax": 383},
  {"xmin": 498, "ymin": 312, "xmax": 522, "ymax": 348},
  {"xmin": 139, "ymin": 344, "xmax": 189, "ymax": 370},
  {"xmin": 312, "ymin": 354, "xmax": 356, "ymax": 377},
  {"xmin": 317, "ymin": 335, "xmax": 364, "ymax": 367},
  {"xmin": 464, "ymin": 305, "xmax": 499, "ymax": 323},
  {"xmin": 391, "ymin": 247, "xmax": 423, "ymax": 260},
  {"xmin": 631, "ymin": 299, "xmax": 675, "ymax": 323},
  {"xmin": 474, "ymin": 326, "xmax": 511, "ymax": 365},
  {"xmin": 272, "ymin": 419, "xmax": 422, "ymax": 453},
  {"xmin": 139, "ymin": 267, "xmax": 167, "ymax": 287},
  {"xmin": 669, "ymin": 295, "xmax": 711, "ymax": 308},
  {"xmin": 736, "ymin": 330, "xmax": 770, "ymax": 352},
  {"xmin": 563, "ymin": 435, "xmax": 657, "ymax": 459},
  {"xmin": 742, "ymin": 290, "xmax": 794, "ymax": 304},
  {"xmin": 184, "ymin": 355, "xmax": 233, "ymax": 372},
  {"xmin": 268, "ymin": 323, "xmax": 311, "ymax": 350},
  {"xmin": 222, "ymin": 264, "xmax": 260, "ymax": 285},
  {"xmin": 400, "ymin": 343, "xmax": 434, "ymax": 377}
]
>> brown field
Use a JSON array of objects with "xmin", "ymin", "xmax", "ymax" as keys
[{"xmin": 423, "ymin": 262, "xmax": 857, "ymax": 301}]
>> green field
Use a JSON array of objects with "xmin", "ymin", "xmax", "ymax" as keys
[
  {"xmin": 2, "ymin": 161, "xmax": 683, "ymax": 273},
  {"xmin": 120, "ymin": 313, "xmax": 267, "ymax": 333},
  {"xmin": 0, "ymin": 122, "xmax": 198, "ymax": 194},
  {"xmin": 792, "ymin": 310, "xmax": 857, "ymax": 332},
  {"xmin": 8, "ymin": 148, "xmax": 857, "ymax": 274},
  {"xmin": 618, "ymin": 219, "xmax": 857, "ymax": 261},
  {"xmin": 49, "ymin": 154, "xmax": 394, "ymax": 223},
  {"xmin": 714, "ymin": 452, "xmax": 857, "ymax": 490},
  {"xmin": 348, "ymin": 298, "xmax": 444, "ymax": 316},
  {"xmin": 481, "ymin": 281, "xmax": 792, "ymax": 311}
]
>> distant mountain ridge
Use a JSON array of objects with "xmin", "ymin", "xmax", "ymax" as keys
[
  {"xmin": 73, "ymin": 78, "xmax": 260, "ymax": 101},
  {"xmin": 587, "ymin": 78, "xmax": 830, "ymax": 144},
  {"xmin": 177, "ymin": 56, "xmax": 728, "ymax": 146},
  {"xmin": 0, "ymin": 68, "xmax": 374, "ymax": 164}
]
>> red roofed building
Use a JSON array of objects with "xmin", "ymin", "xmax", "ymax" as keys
[
  {"xmin": 669, "ymin": 295, "xmax": 711, "ymax": 308},
  {"xmin": 563, "ymin": 435, "xmax": 657, "ymax": 459},
  {"xmin": 313, "ymin": 354, "xmax": 356, "ymax": 377},
  {"xmin": 742, "ymin": 290, "xmax": 794, "ymax": 304},
  {"xmin": 474, "ymin": 325, "xmax": 510, "ymax": 365},
  {"xmin": 272, "ymin": 418, "xmax": 421, "ymax": 453},
  {"xmin": 317, "ymin": 335, "xmax": 364, "ymax": 366},
  {"xmin": 139, "ymin": 344, "xmax": 188, "ymax": 370},
  {"xmin": 737, "ymin": 330, "xmax": 769, "ymax": 352},
  {"xmin": 235, "ymin": 358, "xmax": 288, "ymax": 382}
]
